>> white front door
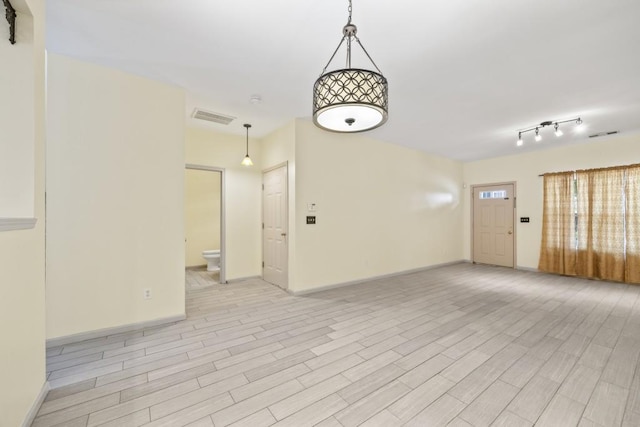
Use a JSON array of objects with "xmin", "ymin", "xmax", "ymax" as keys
[
  {"xmin": 263, "ymin": 165, "xmax": 288, "ymax": 288},
  {"xmin": 473, "ymin": 183, "xmax": 515, "ymax": 268}
]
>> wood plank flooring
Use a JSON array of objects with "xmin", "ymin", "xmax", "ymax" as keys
[{"xmin": 36, "ymin": 263, "xmax": 640, "ymax": 426}]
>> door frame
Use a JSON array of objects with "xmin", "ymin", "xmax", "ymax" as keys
[
  {"xmin": 185, "ymin": 164, "xmax": 226, "ymax": 284},
  {"xmin": 470, "ymin": 181, "xmax": 517, "ymax": 268},
  {"xmin": 262, "ymin": 161, "xmax": 289, "ymax": 288}
]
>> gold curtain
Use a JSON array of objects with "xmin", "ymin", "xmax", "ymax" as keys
[
  {"xmin": 576, "ymin": 168, "xmax": 626, "ymax": 282},
  {"xmin": 539, "ymin": 172, "xmax": 576, "ymax": 275},
  {"xmin": 626, "ymin": 165, "xmax": 640, "ymax": 283}
]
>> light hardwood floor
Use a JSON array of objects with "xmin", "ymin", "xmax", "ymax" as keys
[{"xmin": 36, "ymin": 263, "xmax": 640, "ymax": 426}]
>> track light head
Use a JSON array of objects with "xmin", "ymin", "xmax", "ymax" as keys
[
  {"xmin": 535, "ymin": 128, "xmax": 542, "ymax": 142},
  {"xmin": 554, "ymin": 123, "xmax": 563, "ymax": 137}
]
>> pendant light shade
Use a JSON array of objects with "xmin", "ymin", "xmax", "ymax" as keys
[
  {"xmin": 241, "ymin": 124, "xmax": 253, "ymax": 167},
  {"xmin": 313, "ymin": 69, "xmax": 388, "ymax": 132},
  {"xmin": 312, "ymin": 1, "xmax": 388, "ymax": 133}
]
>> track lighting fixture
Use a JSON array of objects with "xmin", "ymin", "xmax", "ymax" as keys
[
  {"xmin": 516, "ymin": 117, "xmax": 583, "ymax": 147},
  {"xmin": 241, "ymin": 124, "xmax": 253, "ymax": 167}
]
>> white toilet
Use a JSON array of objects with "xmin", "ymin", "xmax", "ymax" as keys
[{"xmin": 202, "ymin": 249, "xmax": 221, "ymax": 272}]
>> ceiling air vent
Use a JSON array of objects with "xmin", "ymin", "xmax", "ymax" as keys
[
  {"xmin": 589, "ymin": 131, "xmax": 619, "ymax": 138},
  {"xmin": 191, "ymin": 108, "xmax": 236, "ymax": 125}
]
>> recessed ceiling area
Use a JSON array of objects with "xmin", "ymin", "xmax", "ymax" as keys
[{"xmin": 46, "ymin": 0, "xmax": 640, "ymax": 161}]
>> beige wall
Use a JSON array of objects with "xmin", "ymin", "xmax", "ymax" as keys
[
  {"xmin": 185, "ymin": 127, "xmax": 262, "ymax": 280},
  {"xmin": 290, "ymin": 120, "xmax": 464, "ymax": 293},
  {"xmin": 0, "ymin": 2, "xmax": 34, "ymax": 217},
  {"xmin": 0, "ymin": 0, "xmax": 47, "ymax": 425},
  {"xmin": 185, "ymin": 169, "xmax": 221, "ymax": 267},
  {"xmin": 463, "ymin": 133, "xmax": 640, "ymax": 269},
  {"xmin": 46, "ymin": 54, "xmax": 186, "ymax": 339}
]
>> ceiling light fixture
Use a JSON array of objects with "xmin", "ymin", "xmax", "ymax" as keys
[
  {"xmin": 312, "ymin": 0, "xmax": 388, "ymax": 133},
  {"xmin": 554, "ymin": 123, "xmax": 563, "ymax": 137},
  {"xmin": 241, "ymin": 124, "xmax": 253, "ymax": 167},
  {"xmin": 516, "ymin": 117, "xmax": 583, "ymax": 146}
]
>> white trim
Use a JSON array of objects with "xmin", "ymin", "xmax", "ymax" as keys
[
  {"xmin": 516, "ymin": 265, "xmax": 539, "ymax": 272},
  {"xmin": 0, "ymin": 217, "xmax": 37, "ymax": 232},
  {"xmin": 21, "ymin": 381, "xmax": 50, "ymax": 427},
  {"xmin": 288, "ymin": 260, "xmax": 466, "ymax": 296},
  {"xmin": 262, "ymin": 161, "xmax": 289, "ymax": 174},
  {"xmin": 226, "ymin": 275, "xmax": 261, "ymax": 283},
  {"xmin": 46, "ymin": 314, "xmax": 186, "ymax": 348}
]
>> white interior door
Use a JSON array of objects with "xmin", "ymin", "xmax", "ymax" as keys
[
  {"xmin": 473, "ymin": 183, "xmax": 515, "ymax": 268},
  {"xmin": 263, "ymin": 165, "xmax": 288, "ymax": 288}
]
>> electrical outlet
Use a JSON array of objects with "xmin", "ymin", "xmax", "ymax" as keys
[{"xmin": 144, "ymin": 288, "xmax": 152, "ymax": 299}]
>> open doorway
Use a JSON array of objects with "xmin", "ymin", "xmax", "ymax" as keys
[{"xmin": 185, "ymin": 165, "xmax": 225, "ymax": 289}]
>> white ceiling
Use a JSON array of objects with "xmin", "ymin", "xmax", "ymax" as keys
[{"xmin": 46, "ymin": 0, "xmax": 640, "ymax": 161}]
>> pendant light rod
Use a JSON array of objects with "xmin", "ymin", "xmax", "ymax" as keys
[
  {"xmin": 318, "ymin": 0, "xmax": 382, "ymax": 76},
  {"xmin": 241, "ymin": 123, "xmax": 253, "ymax": 166},
  {"xmin": 244, "ymin": 123, "xmax": 251, "ymax": 155}
]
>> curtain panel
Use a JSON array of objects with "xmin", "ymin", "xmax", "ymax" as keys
[
  {"xmin": 575, "ymin": 168, "xmax": 626, "ymax": 282},
  {"xmin": 627, "ymin": 166, "xmax": 640, "ymax": 283},
  {"xmin": 538, "ymin": 172, "xmax": 576, "ymax": 275},
  {"xmin": 539, "ymin": 164, "xmax": 640, "ymax": 284}
]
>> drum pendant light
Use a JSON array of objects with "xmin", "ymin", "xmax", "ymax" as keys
[{"xmin": 312, "ymin": 0, "xmax": 388, "ymax": 133}]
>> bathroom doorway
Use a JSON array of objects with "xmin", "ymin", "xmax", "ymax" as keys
[{"xmin": 185, "ymin": 165, "xmax": 225, "ymax": 287}]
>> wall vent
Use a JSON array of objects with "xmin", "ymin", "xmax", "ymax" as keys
[
  {"xmin": 191, "ymin": 108, "xmax": 236, "ymax": 125},
  {"xmin": 589, "ymin": 131, "xmax": 619, "ymax": 138}
]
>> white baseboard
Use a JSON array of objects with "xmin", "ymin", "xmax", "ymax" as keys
[
  {"xmin": 185, "ymin": 264, "xmax": 208, "ymax": 270},
  {"xmin": 516, "ymin": 265, "xmax": 540, "ymax": 272},
  {"xmin": 226, "ymin": 275, "xmax": 261, "ymax": 284},
  {"xmin": 0, "ymin": 217, "xmax": 38, "ymax": 232},
  {"xmin": 22, "ymin": 381, "xmax": 50, "ymax": 427},
  {"xmin": 46, "ymin": 314, "xmax": 186, "ymax": 348},
  {"xmin": 288, "ymin": 260, "xmax": 466, "ymax": 296},
  {"xmin": 466, "ymin": 259, "xmax": 538, "ymax": 273}
]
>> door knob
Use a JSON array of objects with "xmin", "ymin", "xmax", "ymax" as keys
[
  {"xmin": 281, "ymin": 233, "xmax": 287, "ymax": 236},
  {"xmin": 508, "ymin": 230, "xmax": 513, "ymax": 235}
]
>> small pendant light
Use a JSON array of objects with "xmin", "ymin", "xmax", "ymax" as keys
[{"xmin": 241, "ymin": 123, "xmax": 253, "ymax": 166}]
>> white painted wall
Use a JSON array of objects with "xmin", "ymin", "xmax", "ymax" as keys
[
  {"xmin": 291, "ymin": 120, "xmax": 464, "ymax": 293},
  {"xmin": 46, "ymin": 54, "xmax": 186, "ymax": 339},
  {"xmin": 185, "ymin": 169, "xmax": 221, "ymax": 267},
  {"xmin": 463, "ymin": 133, "xmax": 640, "ymax": 269},
  {"xmin": 185, "ymin": 127, "xmax": 262, "ymax": 280},
  {"xmin": 0, "ymin": 0, "xmax": 47, "ymax": 425}
]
